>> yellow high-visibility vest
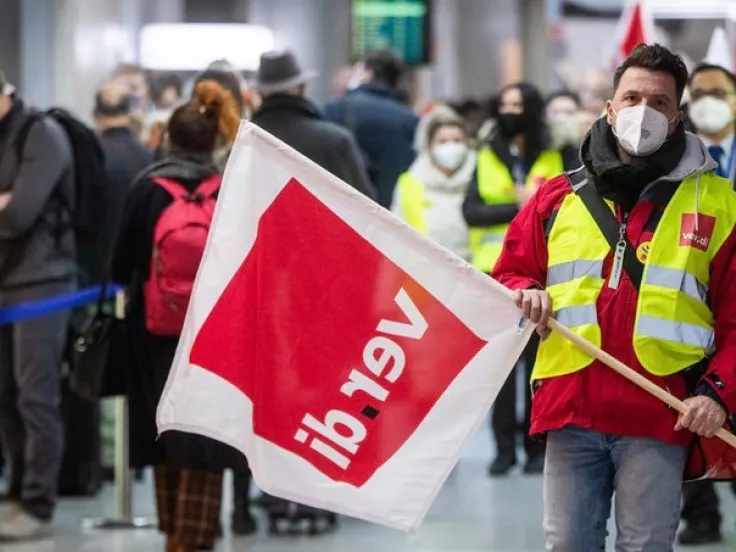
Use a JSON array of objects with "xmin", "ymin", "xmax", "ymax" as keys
[
  {"xmin": 469, "ymin": 147, "xmax": 564, "ymax": 273},
  {"xmin": 395, "ymin": 173, "xmax": 429, "ymax": 235},
  {"xmin": 533, "ymin": 171, "xmax": 736, "ymax": 380}
]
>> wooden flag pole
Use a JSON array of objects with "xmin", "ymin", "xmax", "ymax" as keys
[{"xmin": 547, "ymin": 318, "xmax": 736, "ymax": 449}]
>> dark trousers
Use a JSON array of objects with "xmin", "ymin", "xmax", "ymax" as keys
[
  {"xmin": 0, "ymin": 281, "xmax": 72, "ymax": 520},
  {"xmin": 232, "ymin": 464, "xmax": 252, "ymax": 517},
  {"xmin": 491, "ymin": 334, "xmax": 545, "ymax": 460},
  {"xmin": 682, "ymin": 480, "xmax": 736, "ymax": 529}
]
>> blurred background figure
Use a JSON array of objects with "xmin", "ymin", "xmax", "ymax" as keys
[
  {"xmin": 392, "ymin": 105, "xmax": 475, "ymax": 261},
  {"xmin": 449, "ymin": 98, "xmax": 488, "ymax": 145},
  {"xmin": 329, "ymin": 66, "xmax": 355, "ymax": 99},
  {"xmin": 324, "ymin": 49, "xmax": 418, "ymax": 208},
  {"xmin": 677, "ymin": 61, "xmax": 736, "ymax": 547},
  {"xmin": 110, "ymin": 63, "xmax": 152, "ymax": 140},
  {"xmin": 251, "ymin": 49, "xmax": 375, "ymax": 199},
  {"xmin": 688, "ymin": 63, "xmax": 736, "ymax": 184},
  {"xmin": 94, "ymin": 82, "xmax": 153, "ymax": 183},
  {"xmin": 111, "ymin": 63, "xmax": 152, "ymax": 112},
  {"xmin": 579, "ymin": 69, "xmax": 614, "ymax": 116},
  {"xmin": 93, "ymin": 80, "xmax": 152, "ymax": 283},
  {"xmin": 111, "ymin": 80, "xmax": 240, "ymax": 552},
  {"xmin": 463, "ymin": 82, "xmax": 578, "ymax": 478},
  {"xmin": 545, "ymin": 90, "xmax": 583, "ymax": 169},
  {"xmin": 146, "ymin": 73, "xmax": 182, "ymax": 153},
  {"xmin": 152, "ymin": 73, "xmax": 183, "ymax": 111}
]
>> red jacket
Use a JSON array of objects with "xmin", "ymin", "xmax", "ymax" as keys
[{"xmin": 492, "ymin": 173, "xmax": 736, "ymax": 447}]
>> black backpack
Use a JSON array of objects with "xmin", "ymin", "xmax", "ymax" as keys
[{"xmin": 16, "ymin": 108, "xmax": 109, "ymax": 286}]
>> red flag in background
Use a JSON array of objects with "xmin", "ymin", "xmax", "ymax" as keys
[{"xmin": 612, "ymin": 1, "xmax": 654, "ymax": 68}]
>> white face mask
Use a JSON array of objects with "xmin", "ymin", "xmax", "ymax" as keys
[
  {"xmin": 612, "ymin": 105, "xmax": 673, "ymax": 157},
  {"xmin": 432, "ymin": 142, "xmax": 468, "ymax": 171},
  {"xmin": 689, "ymin": 96, "xmax": 734, "ymax": 134},
  {"xmin": 549, "ymin": 114, "xmax": 581, "ymax": 147}
]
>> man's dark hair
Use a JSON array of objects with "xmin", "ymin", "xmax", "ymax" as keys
[
  {"xmin": 363, "ymin": 49, "xmax": 404, "ymax": 88},
  {"xmin": 613, "ymin": 44, "xmax": 689, "ymax": 102},
  {"xmin": 94, "ymin": 90, "xmax": 132, "ymax": 118},
  {"xmin": 546, "ymin": 90, "xmax": 581, "ymax": 108},
  {"xmin": 449, "ymin": 99, "xmax": 483, "ymax": 117},
  {"xmin": 152, "ymin": 72, "xmax": 183, "ymax": 105},
  {"xmin": 688, "ymin": 63, "xmax": 736, "ymax": 90}
]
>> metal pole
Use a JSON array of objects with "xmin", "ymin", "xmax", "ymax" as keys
[{"xmin": 83, "ymin": 290, "xmax": 156, "ymax": 531}]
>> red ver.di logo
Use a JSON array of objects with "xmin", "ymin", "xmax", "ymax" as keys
[
  {"xmin": 680, "ymin": 213, "xmax": 716, "ymax": 253},
  {"xmin": 190, "ymin": 178, "xmax": 487, "ymax": 488}
]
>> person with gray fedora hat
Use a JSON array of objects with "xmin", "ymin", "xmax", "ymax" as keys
[
  {"xmin": 252, "ymin": 49, "xmax": 318, "ymax": 96},
  {"xmin": 250, "ymin": 50, "xmax": 376, "ymax": 199}
]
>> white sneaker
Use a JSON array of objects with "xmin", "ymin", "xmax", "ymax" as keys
[
  {"xmin": 0, "ymin": 509, "xmax": 52, "ymax": 541},
  {"xmin": 1, "ymin": 503, "xmax": 21, "ymax": 521}
]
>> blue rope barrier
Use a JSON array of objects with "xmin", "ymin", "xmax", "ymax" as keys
[{"xmin": 0, "ymin": 284, "xmax": 123, "ymax": 326}]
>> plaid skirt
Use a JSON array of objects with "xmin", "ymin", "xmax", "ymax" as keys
[{"xmin": 154, "ymin": 465, "xmax": 223, "ymax": 550}]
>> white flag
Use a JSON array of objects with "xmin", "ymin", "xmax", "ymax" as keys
[{"xmin": 157, "ymin": 122, "xmax": 532, "ymax": 531}]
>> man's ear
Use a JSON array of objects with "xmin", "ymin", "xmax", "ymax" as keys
[{"xmin": 605, "ymin": 100, "xmax": 615, "ymax": 125}]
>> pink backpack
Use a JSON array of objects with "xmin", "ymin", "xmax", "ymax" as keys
[{"xmin": 144, "ymin": 175, "xmax": 222, "ymax": 336}]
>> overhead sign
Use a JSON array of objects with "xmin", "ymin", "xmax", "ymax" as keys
[{"xmin": 351, "ymin": 0, "xmax": 431, "ymax": 65}]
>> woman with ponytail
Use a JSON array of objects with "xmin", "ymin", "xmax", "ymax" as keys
[{"xmin": 111, "ymin": 82, "xmax": 242, "ymax": 552}]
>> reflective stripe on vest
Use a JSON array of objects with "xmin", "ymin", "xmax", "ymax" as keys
[
  {"xmin": 644, "ymin": 265, "xmax": 707, "ymax": 304},
  {"xmin": 533, "ymin": 171, "xmax": 736, "ymax": 381},
  {"xmin": 546, "ymin": 259, "xmax": 604, "ymax": 286},
  {"xmin": 469, "ymin": 148, "xmax": 564, "ymax": 273},
  {"xmin": 556, "ymin": 304, "xmax": 598, "ymax": 327},
  {"xmin": 637, "ymin": 315, "xmax": 714, "ymax": 351},
  {"xmin": 395, "ymin": 172, "xmax": 429, "ymax": 235}
]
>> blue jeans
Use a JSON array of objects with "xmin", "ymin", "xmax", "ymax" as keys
[{"xmin": 544, "ymin": 425, "xmax": 687, "ymax": 552}]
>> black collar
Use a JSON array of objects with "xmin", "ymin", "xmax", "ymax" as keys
[{"xmin": 253, "ymin": 94, "xmax": 323, "ymax": 120}]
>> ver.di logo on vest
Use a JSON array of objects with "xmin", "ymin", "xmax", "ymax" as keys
[{"xmin": 680, "ymin": 213, "xmax": 716, "ymax": 252}]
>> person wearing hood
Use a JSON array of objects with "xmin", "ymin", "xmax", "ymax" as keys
[
  {"xmin": 111, "ymin": 81, "xmax": 245, "ymax": 552},
  {"xmin": 676, "ymin": 62, "xmax": 736, "ymax": 547},
  {"xmin": 493, "ymin": 44, "xmax": 736, "ymax": 551},
  {"xmin": 463, "ymin": 82, "xmax": 571, "ymax": 478},
  {"xmin": 392, "ymin": 106, "xmax": 475, "ymax": 260}
]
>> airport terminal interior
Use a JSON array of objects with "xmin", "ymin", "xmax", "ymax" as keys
[{"xmin": 4, "ymin": 0, "xmax": 736, "ymax": 550}]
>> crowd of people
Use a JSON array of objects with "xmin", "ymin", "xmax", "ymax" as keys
[{"xmin": 1, "ymin": 39, "xmax": 736, "ymax": 551}]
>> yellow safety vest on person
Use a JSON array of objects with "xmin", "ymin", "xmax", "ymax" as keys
[
  {"xmin": 533, "ymin": 172, "xmax": 736, "ymax": 381},
  {"xmin": 469, "ymin": 148, "xmax": 564, "ymax": 273},
  {"xmin": 395, "ymin": 173, "xmax": 429, "ymax": 234}
]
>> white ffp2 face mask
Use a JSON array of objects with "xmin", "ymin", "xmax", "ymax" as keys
[
  {"xmin": 612, "ymin": 105, "xmax": 673, "ymax": 157},
  {"xmin": 432, "ymin": 142, "xmax": 469, "ymax": 171},
  {"xmin": 689, "ymin": 96, "xmax": 734, "ymax": 134}
]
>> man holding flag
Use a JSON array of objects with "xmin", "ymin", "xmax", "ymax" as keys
[{"xmin": 493, "ymin": 44, "xmax": 736, "ymax": 550}]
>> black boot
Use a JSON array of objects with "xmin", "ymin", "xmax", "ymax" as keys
[
  {"xmin": 523, "ymin": 454, "xmax": 545, "ymax": 475},
  {"xmin": 488, "ymin": 455, "xmax": 516, "ymax": 477},
  {"xmin": 678, "ymin": 521, "xmax": 722, "ymax": 545},
  {"xmin": 232, "ymin": 468, "xmax": 257, "ymax": 536}
]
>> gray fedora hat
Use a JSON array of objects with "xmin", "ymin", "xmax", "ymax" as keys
[{"xmin": 253, "ymin": 50, "xmax": 317, "ymax": 94}]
